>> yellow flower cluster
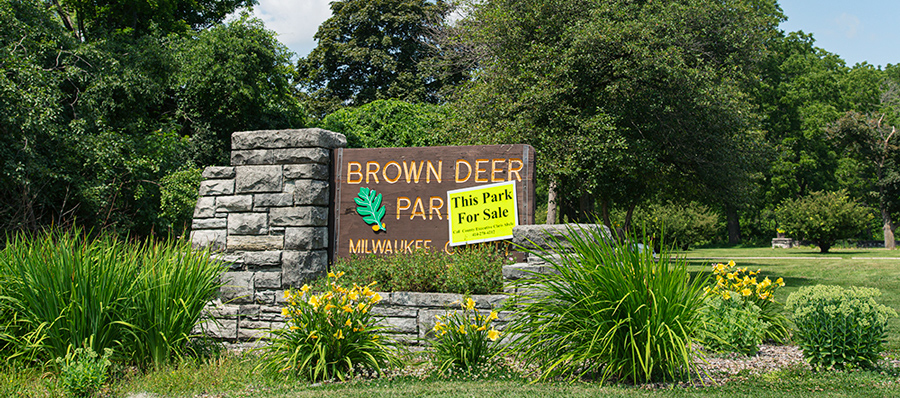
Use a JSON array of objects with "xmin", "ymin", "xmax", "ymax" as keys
[
  {"xmin": 280, "ymin": 271, "xmax": 383, "ymax": 342},
  {"xmin": 432, "ymin": 297, "xmax": 501, "ymax": 341},
  {"xmin": 705, "ymin": 260, "xmax": 785, "ymax": 302}
]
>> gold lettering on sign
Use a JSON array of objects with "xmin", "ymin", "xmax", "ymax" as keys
[
  {"xmin": 509, "ymin": 158, "xmax": 523, "ymax": 181},
  {"xmin": 475, "ymin": 159, "xmax": 489, "ymax": 182},
  {"xmin": 366, "ymin": 161, "xmax": 380, "ymax": 184},
  {"xmin": 403, "ymin": 161, "xmax": 424, "ymax": 183},
  {"xmin": 383, "ymin": 161, "xmax": 401, "ymax": 183},
  {"xmin": 492, "ymin": 158, "xmax": 506, "ymax": 182},
  {"xmin": 429, "ymin": 196, "xmax": 444, "ymax": 220},
  {"xmin": 427, "ymin": 160, "xmax": 442, "ymax": 183},
  {"xmin": 455, "ymin": 160, "xmax": 472, "ymax": 183},
  {"xmin": 411, "ymin": 197, "xmax": 426, "ymax": 220},
  {"xmin": 347, "ymin": 162, "xmax": 363, "ymax": 184},
  {"xmin": 396, "ymin": 197, "xmax": 411, "ymax": 219}
]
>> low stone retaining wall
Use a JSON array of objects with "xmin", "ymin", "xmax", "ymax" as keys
[
  {"xmin": 198, "ymin": 291, "xmax": 513, "ymax": 344},
  {"xmin": 196, "ymin": 223, "xmax": 612, "ymax": 345}
]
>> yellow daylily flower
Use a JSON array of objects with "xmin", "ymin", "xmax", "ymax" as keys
[
  {"xmin": 488, "ymin": 311, "xmax": 498, "ymax": 321},
  {"xmin": 371, "ymin": 293, "xmax": 383, "ymax": 303},
  {"xmin": 487, "ymin": 328, "xmax": 500, "ymax": 341},
  {"xmin": 300, "ymin": 284, "xmax": 310, "ymax": 293},
  {"xmin": 465, "ymin": 298, "xmax": 476, "ymax": 311}
]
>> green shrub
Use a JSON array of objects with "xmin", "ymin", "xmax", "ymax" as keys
[
  {"xmin": 326, "ymin": 244, "xmax": 508, "ymax": 294},
  {"xmin": 507, "ymin": 226, "xmax": 706, "ymax": 384},
  {"xmin": 0, "ymin": 228, "xmax": 224, "ymax": 366},
  {"xmin": 776, "ymin": 190, "xmax": 872, "ymax": 253},
  {"xmin": 257, "ymin": 272, "xmax": 395, "ymax": 381},
  {"xmin": 159, "ymin": 167, "xmax": 203, "ymax": 233},
  {"xmin": 56, "ymin": 344, "xmax": 113, "ymax": 397},
  {"xmin": 430, "ymin": 297, "xmax": 503, "ymax": 374},
  {"xmin": 705, "ymin": 261, "xmax": 791, "ymax": 343},
  {"xmin": 631, "ymin": 201, "xmax": 720, "ymax": 250},
  {"xmin": 786, "ymin": 285, "xmax": 897, "ymax": 370},
  {"xmin": 698, "ymin": 295, "xmax": 767, "ymax": 356}
]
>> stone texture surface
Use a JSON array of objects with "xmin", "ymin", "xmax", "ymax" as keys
[
  {"xmin": 254, "ymin": 193, "xmax": 294, "ymax": 207},
  {"xmin": 192, "ymin": 218, "xmax": 227, "ymax": 230},
  {"xmin": 231, "ymin": 128, "xmax": 347, "ymax": 150},
  {"xmin": 220, "ymin": 271, "xmax": 254, "ymax": 303},
  {"xmin": 269, "ymin": 206, "xmax": 328, "ymax": 227},
  {"xmin": 199, "ymin": 179, "xmax": 234, "ymax": 196},
  {"xmin": 284, "ymin": 227, "xmax": 328, "ymax": 250},
  {"xmin": 216, "ymin": 195, "xmax": 253, "ymax": 212},
  {"xmin": 283, "ymin": 164, "xmax": 329, "ymax": 180},
  {"xmin": 241, "ymin": 251, "xmax": 282, "ymax": 267},
  {"xmin": 292, "ymin": 180, "xmax": 329, "ymax": 205},
  {"xmin": 254, "ymin": 270, "xmax": 282, "ymax": 289},
  {"xmin": 226, "ymin": 235, "xmax": 284, "ymax": 251},
  {"xmin": 512, "ymin": 223, "xmax": 611, "ymax": 251},
  {"xmin": 281, "ymin": 250, "xmax": 327, "ymax": 287},
  {"xmin": 231, "ymin": 148, "xmax": 330, "ymax": 165},
  {"xmin": 227, "ymin": 213, "xmax": 267, "ymax": 235},
  {"xmin": 235, "ymin": 165, "xmax": 282, "ymax": 193},
  {"xmin": 193, "ymin": 196, "xmax": 216, "ymax": 218},
  {"xmin": 190, "ymin": 229, "xmax": 225, "ymax": 251},
  {"xmin": 202, "ymin": 166, "xmax": 236, "ymax": 179}
]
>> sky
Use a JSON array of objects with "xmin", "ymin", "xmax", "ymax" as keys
[{"xmin": 249, "ymin": 0, "xmax": 900, "ymax": 68}]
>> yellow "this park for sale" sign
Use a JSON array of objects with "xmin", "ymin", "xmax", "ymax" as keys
[{"xmin": 447, "ymin": 181, "xmax": 518, "ymax": 246}]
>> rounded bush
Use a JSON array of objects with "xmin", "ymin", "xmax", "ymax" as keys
[{"xmin": 786, "ymin": 285, "xmax": 896, "ymax": 370}]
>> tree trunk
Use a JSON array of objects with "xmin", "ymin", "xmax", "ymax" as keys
[
  {"xmin": 578, "ymin": 193, "xmax": 594, "ymax": 223},
  {"xmin": 883, "ymin": 208, "xmax": 895, "ymax": 250},
  {"xmin": 623, "ymin": 203, "xmax": 636, "ymax": 235},
  {"xmin": 546, "ymin": 179, "xmax": 558, "ymax": 224},
  {"xmin": 726, "ymin": 205, "xmax": 742, "ymax": 244}
]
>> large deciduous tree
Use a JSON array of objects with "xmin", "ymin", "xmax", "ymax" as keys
[
  {"xmin": 445, "ymin": 0, "xmax": 782, "ymax": 230},
  {"xmin": 298, "ymin": 0, "xmax": 467, "ymax": 117}
]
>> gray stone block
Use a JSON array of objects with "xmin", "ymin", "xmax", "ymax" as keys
[
  {"xmin": 242, "ymin": 251, "xmax": 282, "ymax": 267},
  {"xmin": 254, "ymin": 193, "xmax": 294, "ymax": 207},
  {"xmin": 190, "ymin": 229, "xmax": 225, "ymax": 251},
  {"xmin": 231, "ymin": 148, "xmax": 330, "ymax": 165},
  {"xmin": 254, "ymin": 290, "xmax": 276, "ymax": 305},
  {"xmin": 235, "ymin": 165, "xmax": 282, "ymax": 193},
  {"xmin": 216, "ymin": 195, "xmax": 253, "ymax": 212},
  {"xmin": 284, "ymin": 164, "xmax": 329, "ymax": 180},
  {"xmin": 220, "ymin": 271, "xmax": 254, "ymax": 304},
  {"xmin": 512, "ymin": 224, "xmax": 611, "ymax": 251},
  {"xmin": 192, "ymin": 218, "xmax": 227, "ymax": 230},
  {"xmin": 231, "ymin": 128, "xmax": 347, "ymax": 150},
  {"xmin": 202, "ymin": 166, "xmax": 236, "ymax": 179},
  {"xmin": 370, "ymin": 306, "xmax": 418, "ymax": 318},
  {"xmin": 227, "ymin": 213, "xmax": 267, "ymax": 235},
  {"xmin": 284, "ymin": 227, "xmax": 328, "ymax": 250},
  {"xmin": 227, "ymin": 235, "xmax": 284, "ymax": 251},
  {"xmin": 238, "ymin": 304, "xmax": 261, "ymax": 316},
  {"xmin": 292, "ymin": 180, "xmax": 329, "ymax": 205},
  {"xmin": 281, "ymin": 250, "xmax": 327, "ymax": 288},
  {"xmin": 198, "ymin": 179, "xmax": 234, "ymax": 196},
  {"xmin": 201, "ymin": 318, "xmax": 237, "ymax": 340},
  {"xmin": 193, "ymin": 196, "xmax": 216, "ymax": 218},
  {"xmin": 254, "ymin": 270, "xmax": 282, "ymax": 289},
  {"xmin": 270, "ymin": 206, "xmax": 328, "ymax": 227},
  {"xmin": 382, "ymin": 317, "xmax": 418, "ymax": 334}
]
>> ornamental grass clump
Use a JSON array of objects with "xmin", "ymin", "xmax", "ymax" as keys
[
  {"xmin": 786, "ymin": 285, "xmax": 896, "ymax": 370},
  {"xmin": 507, "ymin": 226, "xmax": 706, "ymax": 384},
  {"xmin": 430, "ymin": 297, "xmax": 502, "ymax": 374},
  {"xmin": 258, "ymin": 272, "xmax": 394, "ymax": 381},
  {"xmin": 703, "ymin": 261, "xmax": 790, "ymax": 343}
]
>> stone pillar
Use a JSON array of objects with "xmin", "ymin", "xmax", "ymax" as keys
[{"xmin": 191, "ymin": 128, "xmax": 346, "ymax": 309}]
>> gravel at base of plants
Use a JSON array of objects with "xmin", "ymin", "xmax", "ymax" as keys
[{"xmin": 696, "ymin": 344, "xmax": 807, "ymax": 378}]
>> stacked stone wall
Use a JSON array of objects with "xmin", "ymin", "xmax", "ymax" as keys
[{"xmin": 190, "ymin": 129, "xmax": 345, "ymax": 324}]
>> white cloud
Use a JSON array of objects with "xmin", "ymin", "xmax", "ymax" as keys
[
  {"xmin": 251, "ymin": 0, "xmax": 333, "ymax": 57},
  {"xmin": 835, "ymin": 12, "xmax": 861, "ymax": 39}
]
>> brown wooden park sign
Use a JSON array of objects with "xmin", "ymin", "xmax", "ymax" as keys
[{"xmin": 332, "ymin": 145, "xmax": 536, "ymax": 257}]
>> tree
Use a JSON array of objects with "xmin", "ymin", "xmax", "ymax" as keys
[
  {"xmin": 50, "ymin": 0, "xmax": 255, "ymax": 41},
  {"xmin": 828, "ymin": 109, "xmax": 900, "ymax": 249},
  {"xmin": 445, "ymin": 0, "xmax": 782, "ymax": 230},
  {"xmin": 775, "ymin": 190, "xmax": 872, "ymax": 253},
  {"xmin": 298, "ymin": 0, "xmax": 467, "ymax": 117}
]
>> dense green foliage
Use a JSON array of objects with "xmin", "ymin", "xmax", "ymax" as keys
[
  {"xmin": 326, "ymin": 245, "xmax": 507, "ymax": 294},
  {"xmin": 698, "ymin": 296, "xmax": 767, "ymax": 356},
  {"xmin": 257, "ymin": 273, "xmax": 394, "ymax": 381},
  {"xmin": 630, "ymin": 202, "xmax": 720, "ymax": 250},
  {"xmin": 0, "ymin": 0, "xmax": 303, "ymax": 238},
  {"xmin": 320, "ymin": 99, "xmax": 449, "ymax": 148},
  {"xmin": 56, "ymin": 345, "xmax": 113, "ymax": 398},
  {"xmin": 776, "ymin": 190, "xmax": 872, "ymax": 252},
  {"xmin": 0, "ymin": 229, "xmax": 224, "ymax": 366},
  {"xmin": 786, "ymin": 285, "xmax": 896, "ymax": 370},
  {"xmin": 299, "ymin": 0, "xmax": 466, "ymax": 117},
  {"xmin": 507, "ymin": 226, "xmax": 706, "ymax": 384}
]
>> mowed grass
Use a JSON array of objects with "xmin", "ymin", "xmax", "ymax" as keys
[{"xmin": 683, "ymin": 246, "xmax": 900, "ymax": 350}]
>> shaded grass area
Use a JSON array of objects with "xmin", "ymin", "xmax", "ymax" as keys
[
  {"xmin": 9, "ymin": 353, "xmax": 898, "ymax": 398},
  {"xmin": 685, "ymin": 245, "xmax": 900, "ymax": 259},
  {"xmin": 686, "ymin": 257, "xmax": 900, "ymax": 350}
]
